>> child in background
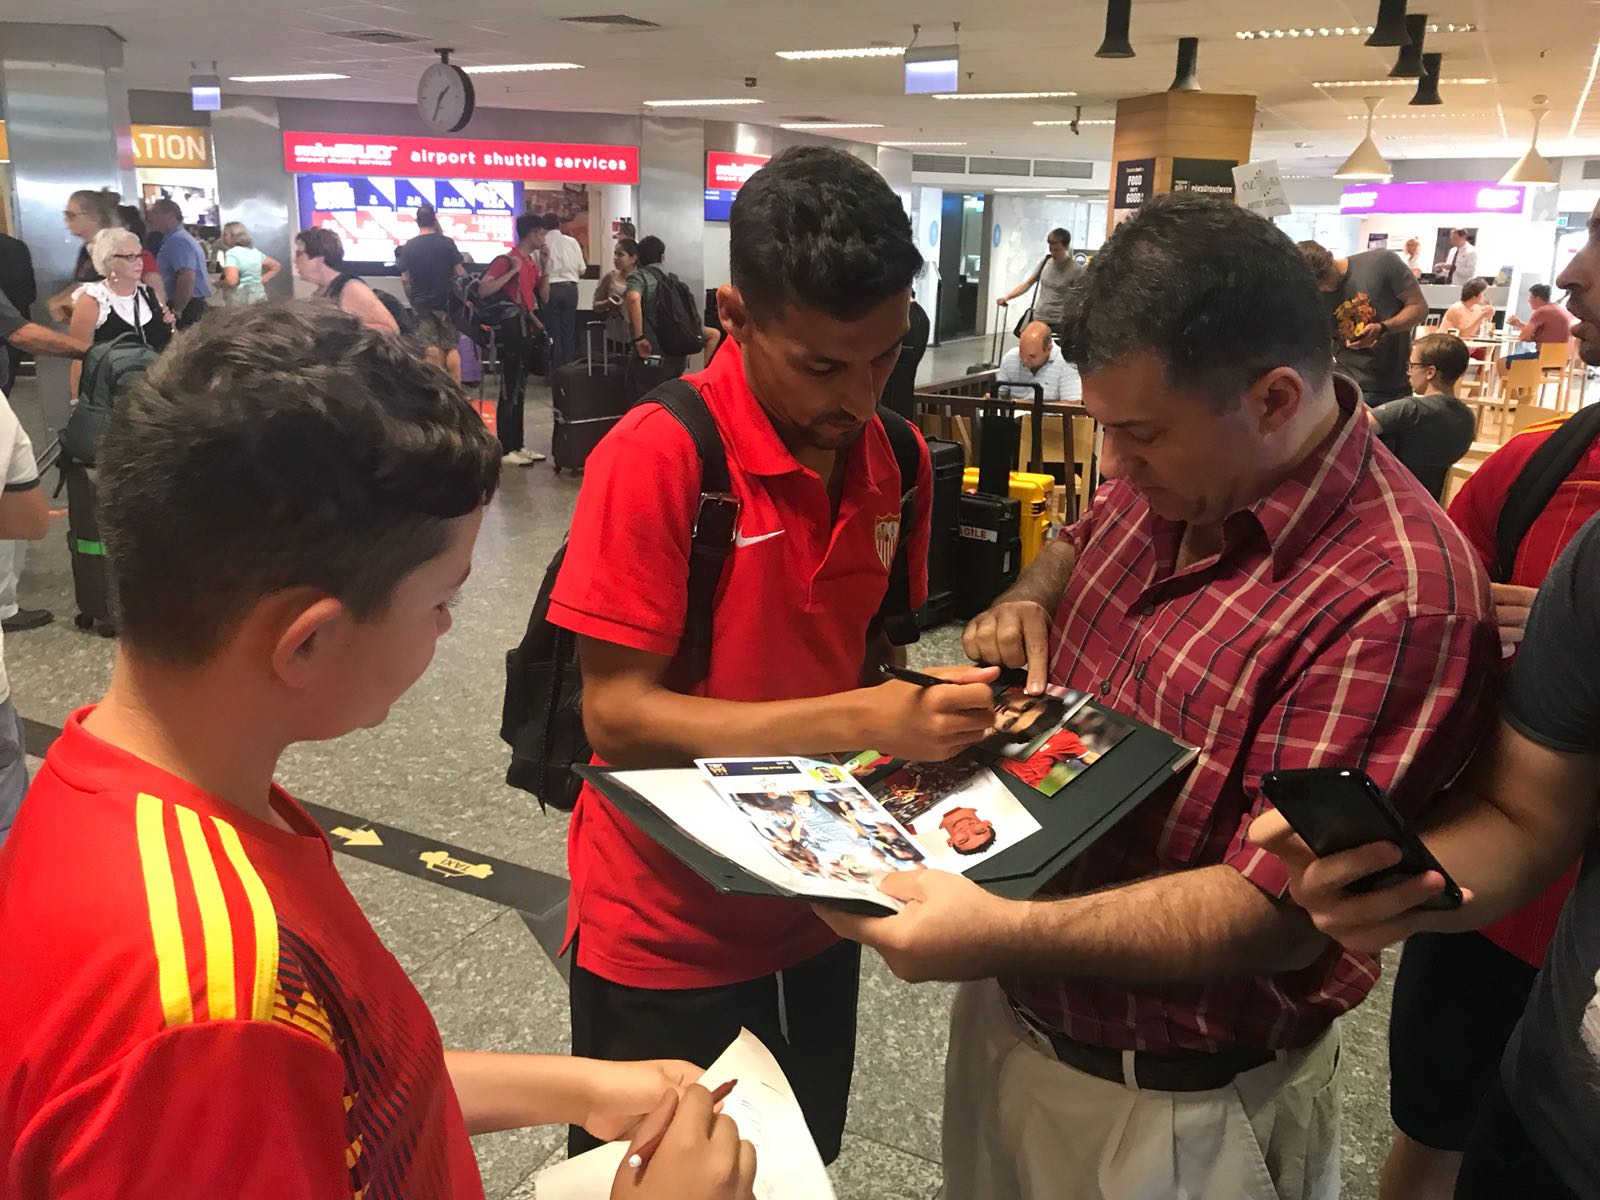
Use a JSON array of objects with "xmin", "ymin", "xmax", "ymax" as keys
[{"xmin": 0, "ymin": 303, "xmax": 753, "ymax": 1200}]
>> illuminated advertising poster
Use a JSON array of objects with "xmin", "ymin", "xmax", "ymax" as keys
[
  {"xmin": 705, "ymin": 151, "xmax": 770, "ymax": 222},
  {"xmin": 295, "ymin": 174, "xmax": 522, "ymax": 264}
]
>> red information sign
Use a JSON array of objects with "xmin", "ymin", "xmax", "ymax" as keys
[
  {"xmin": 282, "ymin": 131, "xmax": 640, "ymax": 184},
  {"xmin": 705, "ymin": 151, "xmax": 770, "ymax": 191}
]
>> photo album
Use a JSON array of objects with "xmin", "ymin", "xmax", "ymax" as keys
[{"xmin": 582, "ymin": 687, "xmax": 1195, "ymax": 911}]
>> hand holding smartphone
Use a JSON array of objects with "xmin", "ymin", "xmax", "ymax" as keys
[{"xmin": 1258, "ymin": 767, "xmax": 1463, "ymax": 911}]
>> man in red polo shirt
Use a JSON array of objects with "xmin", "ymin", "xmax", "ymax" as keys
[
  {"xmin": 546, "ymin": 146, "xmax": 1000, "ymax": 1162},
  {"xmin": 821, "ymin": 195, "xmax": 1500, "ymax": 1200}
]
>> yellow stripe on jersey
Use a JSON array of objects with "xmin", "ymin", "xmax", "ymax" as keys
[
  {"xmin": 135, "ymin": 793, "xmax": 194, "ymax": 1027},
  {"xmin": 175, "ymin": 804, "xmax": 236, "ymax": 1022},
  {"xmin": 213, "ymin": 815, "xmax": 279, "ymax": 1022}
]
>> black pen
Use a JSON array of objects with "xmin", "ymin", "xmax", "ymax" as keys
[{"xmin": 878, "ymin": 663, "xmax": 952, "ymax": 687}]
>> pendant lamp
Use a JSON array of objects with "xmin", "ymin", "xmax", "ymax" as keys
[
  {"xmin": 1501, "ymin": 95, "xmax": 1557, "ymax": 186},
  {"xmin": 1169, "ymin": 37, "xmax": 1200, "ymax": 91},
  {"xmin": 1365, "ymin": 0, "xmax": 1411, "ymax": 47},
  {"xmin": 1096, "ymin": 0, "xmax": 1135, "ymax": 59},
  {"xmin": 1335, "ymin": 96, "xmax": 1392, "ymax": 181},
  {"xmin": 1389, "ymin": 14, "xmax": 1427, "ymax": 78},
  {"xmin": 1410, "ymin": 52, "xmax": 1442, "ymax": 105}
]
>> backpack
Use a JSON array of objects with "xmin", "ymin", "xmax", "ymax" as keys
[
  {"xmin": 644, "ymin": 265, "xmax": 706, "ymax": 357},
  {"xmin": 501, "ymin": 380, "xmax": 925, "ymax": 811},
  {"xmin": 328, "ymin": 273, "xmax": 416, "ymax": 337},
  {"xmin": 60, "ymin": 331, "xmax": 160, "ymax": 465},
  {"xmin": 1491, "ymin": 402, "xmax": 1600, "ymax": 583},
  {"xmin": 450, "ymin": 265, "xmax": 525, "ymax": 346}
]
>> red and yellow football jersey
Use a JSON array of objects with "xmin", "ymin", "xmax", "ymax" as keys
[{"xmin": 0, "ymin": 708, "xmax": 483, "ymax": 1199}]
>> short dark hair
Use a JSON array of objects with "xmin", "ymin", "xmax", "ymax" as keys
[
  {"xmin": 1453, "ymin": 228, "xmax": 1474, "ymax": 243},
  {"xmin": 540, "ymin": 212, "xmax": 562, "ymax": 231},
  {"xmin": 1412, "ymin": 332, "xmax": 1471, "ymax": 386},
  {"xmin": 637, "ymin": 235, "xmax": 665, "ymax": 267},
  {"xmin": 1296, "ymin": 240, "xmax": 1336, "ymax": 281},
  {"xmin": 1047, "ymin": 227, "xmax": 1072, "ymax": 248},
  {"xmin": 1461, "ymin": 278, "xmax": 1488, "ymax": 301},
  {"xmin": 730, "ymin": 145, "xmax": 922, "ymax": 321},
  {"xmin": 614, "ymin": 238, "xmax": 640, "ymax": 260},
  {"xmin": 98, "ymin": 302, "xmax": 501, "ymax": 664},
  {"xmin": 296, "ymin": 227, "xmax": 345, "ymax": 267},
  {"xmin": 1530, "ymin": 283, "xmax": 1553, "ymax": 302},
  {"xmin": 515, "ymin": 212, "xmax": 542, "ymax": 242},
  {"xmin": 416, "ymin": 203, "xmax": 439, "ymax": 229},
  {"xmin": 1064, "ymin": 195, "xmax": 1332, "ymax": 406}
]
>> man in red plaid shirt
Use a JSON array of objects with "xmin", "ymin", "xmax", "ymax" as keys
[{"xmin": 821, "ymin": 195, "xmax": 1500, "ymax": 1200}]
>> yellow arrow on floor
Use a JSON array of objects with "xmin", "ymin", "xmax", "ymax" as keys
[{"xmin": 330, "ymin": 825, "xmax": 383, "ymax": 847}]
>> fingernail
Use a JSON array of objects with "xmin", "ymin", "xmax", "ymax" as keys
[{"xmin": 627, "ymin": 1154, "xmax": 643, "ymax": 1170}]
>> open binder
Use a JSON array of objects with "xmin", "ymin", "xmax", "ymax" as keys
[{"xmin": 575, "ymin": 701, "xmax": 1198, "ymax": 916}]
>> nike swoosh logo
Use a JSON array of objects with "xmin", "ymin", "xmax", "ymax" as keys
[{"xmin": 733, "ymin": 527, "xmax": 786, "ymax": 548}]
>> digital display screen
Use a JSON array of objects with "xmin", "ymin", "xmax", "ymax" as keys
[
  {"xmin": 294, "ymin": 174, "xmax": 525, "ymax": 265},
  {"xmin": 704, "ymin": 152, "xmax": 769, "ymax": 223}
]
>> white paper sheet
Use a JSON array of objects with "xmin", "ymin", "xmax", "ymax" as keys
[{"xmin": 536, "ymin": 1029, "xmax": 834, "ymax": 1200}]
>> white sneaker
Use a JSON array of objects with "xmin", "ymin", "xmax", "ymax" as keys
[
  {"xmin": 524, "ymin": 449, "xmax": 547, "ymax": 462},
  {"xmin": 502, "ymin": 449, "xmax": 533, "ymax": 465}
]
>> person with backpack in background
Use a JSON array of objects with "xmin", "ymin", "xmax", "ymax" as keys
[
  {"xmin": 624, "ymin": 236, "xmax": 702, "ymax": 404},
  {"xmin": 545, "ymin": 145, "xmax": 998, "ymax": 1165},
  {"xmin": 293, "ymin": 228, "xmax": 400, "ymax": 335},
  {"xmin": 479, "ymin": 214, "xmax": 549, "ymax": 466},
  {"xmin": 67, "ymin": 227, "xmax": 172, "ymax": 394}
]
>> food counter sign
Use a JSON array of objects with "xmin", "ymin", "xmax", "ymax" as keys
[{"xmin": 283, "ymin": 131, "xmax": 640, "ymax": 185}]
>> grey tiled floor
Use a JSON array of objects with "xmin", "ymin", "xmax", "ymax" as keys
[{"xmin": 4, "ymin": 370, "xmax": 1397, "ymax": 1198}]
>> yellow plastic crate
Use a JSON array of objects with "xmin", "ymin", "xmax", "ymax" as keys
[{"xmin": 962, "ymin": 468, "xmax": 1055, "ymax": 567}]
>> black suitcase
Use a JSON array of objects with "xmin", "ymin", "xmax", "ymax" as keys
[
  {"xmin": 64, "ymin": 463, "xmax": 114, "ymax": 636},
  {"xmin": 550, "ymin": 327, "xmax": 630, "ymax": 474},
  {"xmin": 966, "ymin": 325, "xmax": 1004, "ymax": 374},
  {"xmin": 917, "ymin": 437, "xmax": 964, "ymax": 629},
  {"xmin": 953, "ymin": 491, "xmax": 1022, "ymax": 619}
]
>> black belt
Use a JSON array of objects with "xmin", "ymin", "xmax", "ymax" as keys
[{"xmin": 1015, "ymin": 1006, "xmax": 1279, "ymax": 1092}]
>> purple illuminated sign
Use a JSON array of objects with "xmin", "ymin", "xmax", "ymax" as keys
[{"xmin": 1339, "ymin": 180, "xmax": 1527, "ymax": 216}]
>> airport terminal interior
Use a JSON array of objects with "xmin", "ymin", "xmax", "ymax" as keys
[{"xmin": 2, "ymin": 2, "xmax": 1599, "ymax": 1197}]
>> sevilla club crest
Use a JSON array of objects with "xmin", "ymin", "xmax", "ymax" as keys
[{"xmin": 874, "ymin": 513, "xmax": 901, "ymax": 571}]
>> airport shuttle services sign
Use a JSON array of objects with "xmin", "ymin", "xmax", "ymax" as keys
[{"xmin": 283, "ymin": 131, "xmax": 639, "ymax": 184}]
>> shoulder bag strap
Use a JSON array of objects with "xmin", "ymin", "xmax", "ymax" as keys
[
  {"xmin": 642, "ymin": 378, "xmax": 736, "ymax": 683},
  {"xmin": 873, "ymin": 406, "xmax": 925, "ymax": 647},
  {"xmin": 1492, "ymin": 403, "xmax": 1600, "ymax": 582}
]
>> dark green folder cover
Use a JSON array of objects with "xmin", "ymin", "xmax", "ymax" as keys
[{"xmin": 574, "ymin": 702, "xmax": 1196, "ymax": 916}]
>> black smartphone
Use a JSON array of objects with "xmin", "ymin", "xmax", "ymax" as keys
[{"xmin": 1258, "ymin": 767, "xmax": 1463, "ymax": 911}]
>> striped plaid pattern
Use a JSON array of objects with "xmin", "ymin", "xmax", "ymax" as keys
[{"xmin": 1004, "ymin": 396, "xmax": 1500, "ymax": 1052}]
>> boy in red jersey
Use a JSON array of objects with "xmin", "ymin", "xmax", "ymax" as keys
[{"xmin": 0, "ymin": 303, "xmax": 753, "ymax": 1200}]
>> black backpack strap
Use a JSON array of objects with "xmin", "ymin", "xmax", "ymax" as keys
[
  {"xmin": 325, "ymin": 272, "xmax": 357, "ymax": 301},
  {"xmin": 1492, "ymin": 404, "xmax": 1600, "ymax": 582},
  {"xmin": 875, "ymin": 406, "xmax": 925, "ymax": 647},
  {"xmin": 642, "ymin": 378, "xmax": 737, "ymax": 682}
]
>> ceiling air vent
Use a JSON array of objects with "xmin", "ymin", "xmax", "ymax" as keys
[
  {"xmin": 1033, "ymin": 159, "xmax": 1095, "ymax": 179},
  {"xmin": 333, "ymin": 29, "xmax": 425, "ymax": 45},
  {"xmin": 1583, "ymin": 159, "xmax": 1600, "ymax": 181},
  {"xmin": 912, "ymin": 153, "xmax": 967, "ymax": 173},
  {"xmin": 966, "ymin": 156, "xmax": 1031, "ymax": 176},
  {"xmin": 559, "ymin": 13, "xmax": 662, "ymax": 28}
]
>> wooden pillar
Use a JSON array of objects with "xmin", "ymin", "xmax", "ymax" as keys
[{"xmin": 1108, "ymin": 92, "xmax": 1256, "ymax": 234}]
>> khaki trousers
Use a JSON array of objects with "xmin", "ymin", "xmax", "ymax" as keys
[{"xmin": 941, "ymin": 981, "xmax": 1343, "ymax": 1200}]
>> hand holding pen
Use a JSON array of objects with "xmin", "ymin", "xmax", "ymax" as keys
[{"xmin": 611, "ymin": 1081, "xmax": 753, "ymax": 1200}]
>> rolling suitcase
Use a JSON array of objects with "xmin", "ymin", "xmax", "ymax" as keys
[
  {"xmin": 963, "ymin": 467, "xmax": 1055, "ymax": 569},
  {"xmin": 954, "ymin": 491, "xmax": 1022, "ymax": 619},
  {"xmin": 64, "ymin": 463, "xmax": 114, "ymax": 637},
  {"xmin": 967, "ymin": 324, "xmax": 1004, "ymax": 374},
  {"xmin": 918, "ymin": 437, "xmax": 964, "ymax": 629},
  {"xmin": 550, "ymin": 326, "xmax": 630, "ymax": 474}
]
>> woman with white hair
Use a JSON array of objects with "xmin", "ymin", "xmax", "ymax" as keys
[
  {"xmin": 216, "ymin": 220, "xmax": 280, "ymax": 305},
  {"xmin": 67, "ymin": 227, "xmax": 172, "ymax": 391}
]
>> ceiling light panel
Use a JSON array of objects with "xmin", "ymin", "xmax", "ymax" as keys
[
  {"xmin": 879, "ymin": 140, "xmax": 968, "ymax": 146},
  {"xmin": 779, "ymin": 122, "xmax": 884, "ymax": 129},
  {"xmin": 228, "ymin": 72, "xmax": 350, "ymax": 82},
  {"xmin": 1348, "ymin": 110, "xmax": 1490, "ymax": 119},
  {"xmin": 462, "ymin": 63, "xmax": 585, "ymax": 75},
  {"xmin": 1315, "ymin": 77, "xmax": 1491, "ymax": 87},
  {"xmin": 933, "ymin": 91, "xmax": 1077, "ymax": 101},
  {"xmin": 1033, "ymin": 119, "xmax": 1115, "ymax": 126},
  {"xmin": 776, "ymin": 47, "xmax": 906, "ymax": 60},
  {"xmin": 642, "ymin": 98, "xmax": 764, "ymax": 107},
  {"xmin": 1236, "ymin": 23, "xmax": 1475, "ymax": 39}
]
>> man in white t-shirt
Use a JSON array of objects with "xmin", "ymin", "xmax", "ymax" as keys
[
  {"xmin": 0, "ymin": 388, "xmax": 54, "ymax": 844},
  {"xmin": 540, "ymin": 212, "xmax": 588, "ymax": 369}
]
